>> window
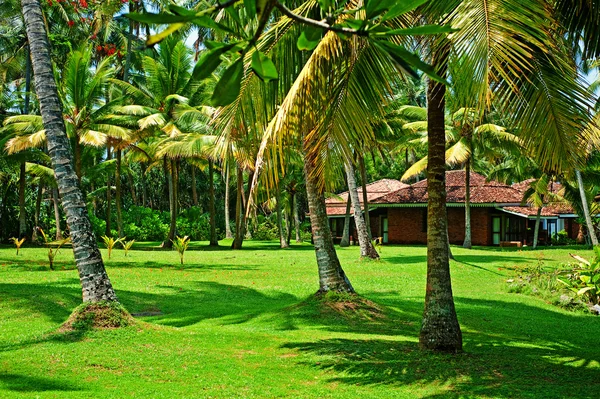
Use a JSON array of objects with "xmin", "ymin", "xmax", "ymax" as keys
[
  {"xmin": 492, "ymin": 216, "xmax": 501, "ymax": 245},
  {"xmin": 381, "ymin": 216, "xmax": 389, "ymax": 244}
]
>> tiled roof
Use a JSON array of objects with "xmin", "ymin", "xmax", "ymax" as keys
[
  {"xmin": 373, "ymin": 171, "xmax": 523, "ymax": 204},
  {"xmin": 511, "ymin": 179, "xmax": 563, "ymax": 196},
  {"xmin": 503, "ymin": 203, "xmax": 575, "ymax": 217},
  {"xmin": 325, "ymin": 179, "xmax": 408, "ymax": 214}
]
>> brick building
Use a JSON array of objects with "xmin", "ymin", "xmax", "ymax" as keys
[{"xmin": 326, "ymin": 171, "xmax": 581, "ymax": 246}]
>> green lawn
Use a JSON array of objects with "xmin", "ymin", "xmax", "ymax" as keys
[{"xmin": 0, "ymin": 241, "xmax": 598, "ymax": 398}]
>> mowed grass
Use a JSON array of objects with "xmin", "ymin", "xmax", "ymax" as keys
[{"xmin": 0, "ymin": 241, "xmax": 599, "ymax": 399}]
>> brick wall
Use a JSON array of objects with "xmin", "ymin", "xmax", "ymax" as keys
[{"xmin": 387, "ymin": 207, "xmax": 491, "ymax": 245}]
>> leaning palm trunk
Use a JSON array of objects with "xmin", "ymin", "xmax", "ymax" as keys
[
  {"xmin": 304, "ymin": 157, "xmax": 354, "ymax": 293},
  {"xmin": 208, "ymin": 160, "xmax": 218, "ymax": 246},
  {"xmin": 463, "ymin": 159, "xmax": 472, "ymax": 249},
  {"xmin": 419, "ymin": 43, "xmax": 462, "ymax": 352},
  {"xmin": 21, "ymin": 0, "xmax": 117, "ymax": 302},
  {"xmin": 533, "ymin": 206, "xmax": 542, "ymax": 248},
  {"xmin": 344, "ymin": 161, "xmax": 379, "ymax": 259},
  {"xmin": 576, "ymin": 169, "xmax": 598, "ymax": 246},
  {"xmin": 339, "ymin": 193, "xmax": 352, "ymax": 247}
]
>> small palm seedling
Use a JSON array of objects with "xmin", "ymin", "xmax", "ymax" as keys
[
  {"xmin": 9, "ymin": 237, "xmax": 26, "ymax": 255},
  {"xmin": 172, "ymin": 235, "xmax": 191, "ymax": 265},
  {"xmin": 101, "ymin": 236, "xmax": 125, "ymax": 259},
  {"xmin": 37, "ymin": 228, "xmax": 71, "ymax": 270},
  {"xmin": 122, "ymin": 239, "xmax": 135, "ymax": 257}
]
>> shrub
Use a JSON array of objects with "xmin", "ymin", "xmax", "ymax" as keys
[{"xmin": 557, "ymin": 250, "xmax": 600, "ymax": 306}]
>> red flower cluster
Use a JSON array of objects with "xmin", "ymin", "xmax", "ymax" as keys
[{"xmin": 95, "ymin": 43, "xmax": 122, "ymax": 57}]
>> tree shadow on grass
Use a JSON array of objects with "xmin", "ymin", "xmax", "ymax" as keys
[
  {"xmin": 105, "ymin": 260, "xmax": 262, "ymax": 271},
  {"xmin": 280, "ymin": 295, "xmax": 600, "ymax": 398},
  {"xmin": 0, "ymin": 279, "xmax": 298, "ymax": 351},
  {"xmin": 0, "ymin": 373, "xmax": 82, "ymax": 393}
]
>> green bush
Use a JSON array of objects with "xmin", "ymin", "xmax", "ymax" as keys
[{"xmin": 551, "ymin": 229, "xmax": 575, "ymax": 246}]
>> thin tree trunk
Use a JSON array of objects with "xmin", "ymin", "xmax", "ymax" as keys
[
  {"xmin": 191, "ymin": 166, "xmax": 199, "ymax": 207},
  {"xmin": 19, "ymin": 46, "xmax": 31, "ymax": 240},
  {"xmin": 286, "ymin": 199, "xmax": 292, "ymax": 245},
  {"xmin": 21, "ymin": 0, "xmax": 117, "ymax": 302},
  {"xmin": 224, "ymin": 164, "xmax": 233, "ymax": 239},
  {"xmin": 208, "ymin": 159, "xmax": 218, "ymax": 246},
  {"xmin": 304, "ymin": 157, "xmax": 354, "ymax": 293},
  {"xmin": 533, "ymin": 206, "xmax": 542, "ymax": 249},
  {"xmin": 232, "ymin": 166, "xmax": 245, "ymax": 249},
  {"xmin": 33, "ymin": 183, "xmax": 43, "ymax": 241},
  {"xmin": 463, "ymin": 159, "xmax": 472, "ymax": 249},
  {"xmin": 358, "ymin": 155, "xmax": 372, "ymax": 239},
  {"xmin": 419, "ymin": 43, "xmax": 462, "ymax": 352},
  {"xmin": 19, "ymin": 161, "xmax": 27, "ymax": 239},
  {"xmin": 115, "ymin": 148, "xmax": 124, "ymax": 238},
  {"xmin": 52, "ymin": 187, "xmax": 63, "ymax": 240},
  {"xmin": 576, "ymin": 169, "xmax": 598, "ymax": 246},
  {"xmin": 126, "ymin": 167, "xmax": 137, "ymax": 206},
  {"xmin": 295, "ymin": 194, "xmax": 302, "ymax": 243},
  {"xmin": 339, "ymin": 192, "xmax": 352, "ymax": 247},
  {"xmin": 344, "ymin": 161, "xmax": 379, "ymax": 259},
  {"xmin": 276, "ymin": 183, "xmax": 289, "ymax": 248},
  {"xmin": 165, "ymin": 158, "xmax": 177, "ymax": 247},
  {"xmin": 141, "ymin": 162, "xmax": 148, "ymax": 207},
  {"xmin": 105, "ymin": 144, "xmax": 112, "ymax": 237}
]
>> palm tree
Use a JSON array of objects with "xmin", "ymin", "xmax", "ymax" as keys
[
  {"xmin": 20, "ymin": 0, "xmax": 117, "ymax": 303},
  {"xmin": 112, "ymin": 37, "xmax": 205, "ymax": 247}
]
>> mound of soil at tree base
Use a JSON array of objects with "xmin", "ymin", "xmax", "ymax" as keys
[
  {"xmin": 60, "ymin": 301, "xmax": 135, "ymax": 332},
  {"xmin": 316, "ymin": 292, "xmax": 386, "ymax": 321}
]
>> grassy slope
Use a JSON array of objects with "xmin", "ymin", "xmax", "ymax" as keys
[{"xmin": 0, "ymin": 241, "xmax": 598, "ymax": 398}]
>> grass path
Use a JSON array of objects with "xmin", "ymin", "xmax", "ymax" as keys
[{"xmin": 0, "ymin": 241, "xmax": 598, "ymax": 398}]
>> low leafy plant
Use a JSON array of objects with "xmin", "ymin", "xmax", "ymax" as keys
[
  {"xmin": 557, "ymin": 250, "xmax": 600, "ymax": 306},
  {"xmin": 122, "ymin": 239, "xmax": 136, "ymax": 257},
  {"xmin": 101, "ymin": 235, "xmax": 125, "ymax": 259},
  {"xmin": 37, "ymin": 228, "xmax": 71, "ymax": 271},
  {"xmin": 9, "ymin": 237, "xmax": 26, "ymax": 255},
  {"xmin": 172, "ymin": 235, "xmax": 191, "ymax": 265}
]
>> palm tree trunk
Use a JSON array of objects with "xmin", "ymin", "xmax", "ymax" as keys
[
  {"xmin": 19, "ymin": 161, "xmax": 27, "ymax": 239},
  {"xmin": 340, "ymin": 191, "xmax": 352, "ymax": 247},
  {"xmin": 295, "ymin": 195, "xmax": 302, "ymax": 243},
  {"xmin": 126, "ymin": 167, "xmax": 138, "ymax": 206},
  {"xmin": 232, "ymin": 166, "xmax": 245, "ymax": 249},
  {"xmin": 21, "ymin": 0, "xmax": 117, "ymax": 302},
  {"xmin": 191, "ymin": 166, "xmax": 199, "ymax": 207},
  {"xmin": 576, "ymin": 169, "xmax": 598, "ymax": 246},
  {"xmin": 276, "ymin": 183, "xmax": 289, "ymax": 248},
  {"xmin": 304, "ymin": 156, "xmax": 354, "ymax": 293},
  {"xmin": 463, "ymin": 159, "xmax": 472, "ymax": 249},
  {"xmin": 105, "ymin": 144, "xmax": 112, "ymax": 237},
  {"xmin": 224, "ymin": 164, "xmax": 233, "ymax": 239},
  {"xmin": 344, "ymin": 161, "xmax": 379, "ymax": 259},
  {"xmin": 52, "ymin": 187, "xmax": 63, "ymax": 240},
  {"xmin": 533, "ymin": 206, "xmax": 542, "ymax": 249},
  {"xmin": 419, "ymin": 43, "xmax": 462, "ymax": 352},
  {"xmin": 32, "ymin": 183, "xmax": 43, "ymax": 241},
  {"xmin": 115, "ymin": 148, "xmax": 124, "ymax": 238},
  {"xmin": 141, "ymin": 162, "xmax": 148, "ymax": 207},
  {"xmin": 208, "ymin": 159, "xmax": 218, "ymax": 246},
  {"xmin": 357, "ymin": 155, "xmax": 372, "ymax": 239},
  {"xmin": 165, "ymin": 158, "xmax": 177, "ymax": 247}
]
